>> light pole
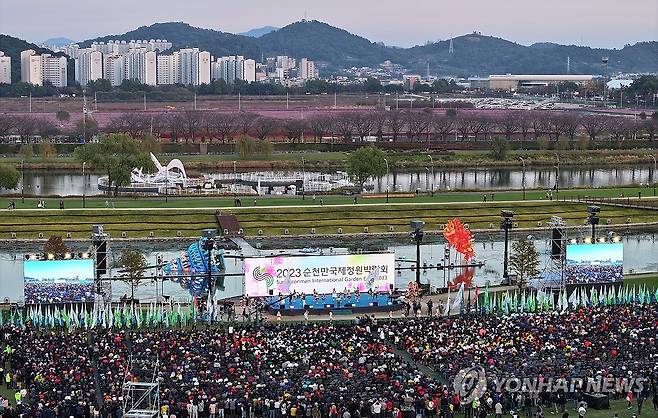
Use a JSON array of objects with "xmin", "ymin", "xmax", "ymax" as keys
[
  {"xmin": 587, "ymin": 206, "xmax": 600, "ymax": 242},
  {"xmin": 501, "ymin": 211, "xmax": 514, "ymax": 283},
  {"xmin": 554, "ymin": 152, "xmax": 560, "ymax": 198},
  {"xmin": 519, "ymin": 157, "xmax": 526, "ymax": 200},
  {"xmin": 384, "ymin": 157, "xmax": 389, "ymax": 203},
  {"xmin": 427, "ymin": 154, "xmax": 434, "ymax": 195},
  {"xmin": 202, "ymin": 228, "xmax": 217, "ymax": 321},
  {"xmin": 301, "ymin": 156, "xmax": 305, "ymax": 200},
  {"xmin": 410, "ymin": 220, "xmax": 425, "ymax": 286},
  {"xmin": 21, "ymin": 159, "xmax": 24, "ymax": 204},
  {"xmin": 82, "ymin": 162, "xmax": 86, "ymax": 208},
  {"xmin": 651, "ymin": 155, "xmax": 656, "ymax": 197},
  {"xmin": 232, "ymin": 161, "xmax": 237, "ymax": 197}
]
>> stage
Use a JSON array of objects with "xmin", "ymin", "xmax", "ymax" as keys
[{"xmin": 267, "ymin": 293, "xmax": 403, "ymax": 315}]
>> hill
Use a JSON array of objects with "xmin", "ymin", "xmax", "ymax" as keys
[
  {"xmin": 0, "ymin": 34, "xmax": 70, "ymax": 83},
  {"xmin": 409, "ymin": 33, "xmax": 658, "ymax": 76},
  {"xmin": 258, "ymin": 20, "xmax": 403, "ymax": 70},
  {"xmin": 80, "ymin": 22, "xmax": 261, "ymax": 58},
  {"xmin": 12, "ymin": 21, "xmax": 657, "ymax": 78},
  {"xmin": 238, "ymin": 26, "xmax": 278, "ymax": 38}
]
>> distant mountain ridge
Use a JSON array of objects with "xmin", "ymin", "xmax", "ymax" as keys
[
  {"xmin": 0, "ymin": 34, "xmax": 70, "ymax": 83},
  {"xmin": 4, "ymin": 20, "xmax": 657, "ymax": 79},
  {"xmin": 238, "ymin": 26, "xmax": 278, "ymax": 38},
  {"xmin": 42, "ymin": 37, "xmax": 75, "ymax": 47}
]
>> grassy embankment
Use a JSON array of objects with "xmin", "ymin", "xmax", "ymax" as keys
[
  {"xmin": 5, "ymin": 148, "xmax": 658, "ymax": 171},
  {"xmin": 0, "ymin": 199, "xmax": 656, "ymax": 239}
]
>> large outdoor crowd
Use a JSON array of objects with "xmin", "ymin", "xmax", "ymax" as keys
[
  {"xmin": 24, "ymin": 283, "xmax": 95, "ymax": 304},
  {"xmin": 0, "ymin": 305, "xmax": 657, "ymax": 418}
]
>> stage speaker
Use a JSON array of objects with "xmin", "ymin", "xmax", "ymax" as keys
[
  {"xmin": 389, "ymin": 284, "xmax": 394, "ymax": 291},
  {"xmin": 93, "ymin": 239, "xmax": 107, "ymax": 276},
  {"xmin": 551, "ymin": 228, "xmax": 564, "ymax": 259},
  {"xmin": 372, "ymin": 301, "xmax": 379, "ymax": 307}
]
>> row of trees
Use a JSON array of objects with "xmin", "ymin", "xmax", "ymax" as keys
[
  {"xmin": 105, "ymin": 109, "xmax": 657, "ymax": 143},
  {"xmin": 1, "ymin": 109, "xmax": 657, "ymax": 145}
]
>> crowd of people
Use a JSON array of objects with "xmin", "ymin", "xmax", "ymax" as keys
[
  {"xmin": 564, "ymin": 264, "xmax": 624, "ymax": 284},
  {"xmin": 24, "ymin": 283, "xmax": 95, "ymax": 304},
  {"xmin": 0, "ymin": 305, "xmax": 656, "ymax": 418}
]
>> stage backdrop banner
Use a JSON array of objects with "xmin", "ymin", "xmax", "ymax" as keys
[{"xmin": 243, "ymin": 253, "xmax": 395, "ymax": 297}]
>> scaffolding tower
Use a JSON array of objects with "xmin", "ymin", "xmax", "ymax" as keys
[
  {"xmin": 122, "ymin": 354, "xmax": 160, "ymax": 418},
  {"xmin": 539, "ymin": 216, "xmax": 567, "ymax": 292}
]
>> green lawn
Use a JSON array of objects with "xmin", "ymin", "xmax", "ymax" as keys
[
  {"xmin": 1, "ymin": 186, "xmax": 657, "ymax": 210},
  {"xmin": 0, "ymin": 199, "xmax": 656, "ymax": 239},
  {"xmin": 624, "ymin": 274, "xmax": 658, "ymax": 290}
]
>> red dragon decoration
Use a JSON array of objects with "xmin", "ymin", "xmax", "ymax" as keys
[{"xmin": 443, "ymin": 218, "xmax": 475, "ymax": 261}]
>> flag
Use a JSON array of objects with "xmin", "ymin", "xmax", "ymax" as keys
[
  {"xmin": 451, "ymin": 283, "xmax": 465, "ymax": 314},
  {"xmin": 483, "ymin": 284, "xmax": 490, "ymax": 312},
  {"xmin": 473, "ymin": 286, "xmax": 479, "ymax": 308}
]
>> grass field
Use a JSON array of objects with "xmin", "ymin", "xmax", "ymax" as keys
[
  {"xmin": 624, "ymin": 273, "xmax": 658, "ymax": 289},
  {"xmin": 0, "ymin": 198, "xmax": 656, "ymax": 239}
]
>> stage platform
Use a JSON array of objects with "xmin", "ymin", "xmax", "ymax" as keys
[{"xmin": 267, "ymin": 293, "xmax": 403, "ymax": 316}]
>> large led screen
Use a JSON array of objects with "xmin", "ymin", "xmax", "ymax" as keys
[
  {"xmin": 565, "ymin": 243, "xmax": 623, "ymax": 284},
  {"xmin": 243, "ymin": 253, "xmax": 395, "ymax": 297},
  {"xmin": 24, "ymin": 259, "xmax": 95, "ymax": 304}
]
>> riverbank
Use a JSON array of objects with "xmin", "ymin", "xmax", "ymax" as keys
[
  {"xmin": 1, "ymin": 197, "xmax": 657, "ymax": 240},
  {"xmin": 5, "ymin": 148, "xmax": 658, "ymax": 171}
]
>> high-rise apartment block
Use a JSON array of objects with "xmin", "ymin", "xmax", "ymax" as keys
[
  {"xmin": 20, "ymin": 49, "xmax": 67, "ymax": 87},
  {"xmin": 0, "ymin": 52, "xmax": 11, "ymax": 84}
]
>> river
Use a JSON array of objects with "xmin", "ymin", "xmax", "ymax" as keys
[{"xmin": 3, "ymin": 165, "xmax": 657, "ymax": 196}]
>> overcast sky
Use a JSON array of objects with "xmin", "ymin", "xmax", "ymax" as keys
[{"xmin": 1, "ymin": 0, "xmax": 656, "ymax": 47}]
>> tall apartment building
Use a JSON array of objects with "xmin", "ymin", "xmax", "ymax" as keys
[
  {"xmin": 179, "ymin": 48, "xmax": 211, "ymax": 86},
  {"xmin": 299, "ymin": 58, "xmax": 317, "ymax": 80},
  {"xmin": 215, "ymin": 56, "xmax": 256, "ymax": 83},
  {"xmin": 0, "ymin": 52, "xmax": 11, "ymax": 84},
  {"xmin": 21, "ymin": 50, "xmax": 42, "ymax": 85},
  {"xmin": 157, "ymin": 52, "xmax": 180, "ymax": 85},
  {"xmin": 41, "ymin": 54, "xmax": 68, "ymax": 87},
  {"xmin": 124, "ymin": 49, "xmax": 156, "ymax": 86},
  {"xmin": 103, "ymin": 54, "xmax": 125, "ymax": 86},
  {"xmin": 75, "ymin": 49, "xmax": 103, "ymax": 86}
]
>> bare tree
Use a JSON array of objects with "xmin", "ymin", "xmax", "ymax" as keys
[
  {"xmin": 371, "ymin": 111, "xmax": 388, "ymax": 141},
  {"xmin": 560, "ymin": 115, "xmax": 581, "ymax": 141},
  {"xmin": 581, "ymin": 115, "xmax": 608, "ymax": 141},
  {"xmin": 455, "ymin": 114, "xmax": 473, "ymax": 141},
  {"xmin": 478, "ymin": 115, "xmax": 496, "ymax": 141},
  {"xmin": 237, "ymin": 112, "xmax": 258, "ymax": 136},
  {"xmin": 35, "ymin": 118, "xmax": 59, "ymax": 138},
  {"xmin": 307, "ymin": 115, "xmax": 330, "ymax": 143},
  {"xmin": 518, "ymin": 111, "xmax": 532, "ymax": 142},
  {"xmin": 608, "ymin": 118, "xmax": 631, "ymax": 141},
  {"xmin": 253, "ymin": 117, "xmax": 279, "ymax": 140},
  {"xmin": 285, "ymin": 119, "xmax": 306, "ymax": 143},
  {"xmin": 0, "ymin": 115, "xmax": 17, "ymax": 136},
  {"xmin": 499, "ymin": 112, "xmax": 520, "ymax": 140},
  {"xmin": 546, "ymin": 114, "xmax": 567, "ymax": 142},
  {"xmin": 431, "ymin": 114, "xmax": 455, "ymax": 141},
  {"xmin": 530, "ymin": 112, "xmax": 545, "ymax": 141},
  {"xmin": 334, "ymin": 113, "xmax": 355, "ymax": 142},
  {"xmin": 405, "ymin": 111, "xmax": 430, "ymax": 141},
  {"xmin": 386, "ymin": 111, "xmax": 405, "ymax": 142},
  {"xmin": 14, "ymin": 116, "xmax": 38, "ymax": 142},
  {"xmin": 183, "ymin": 110, "xmax": 203, "ymax": 143},
  {"xmin": 353, "ymin": 112, "xmax": 375, "ymax": 141},
  {"xmin": 212, "ymin": 113, "xmax": 238, "ymax": 143},
  {"xmin": 166, "ymin": 112, "xmax": 186, "ymax": 142}
]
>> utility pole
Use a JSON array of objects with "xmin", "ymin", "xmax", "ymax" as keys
[
  {"xmin": 519, "ymin": 157, "xmax": 526, "ymax": 200},
  {"xmin": 29, "ymin": 92, "xmax": 32, "ymax": 113},
  {"xmin": 143, "ymin": 91, "xmax": 147, "ymax": 111},
  {"xmin": 82, "ymin": 162, "xmax": 86, "ymax": 208}
]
